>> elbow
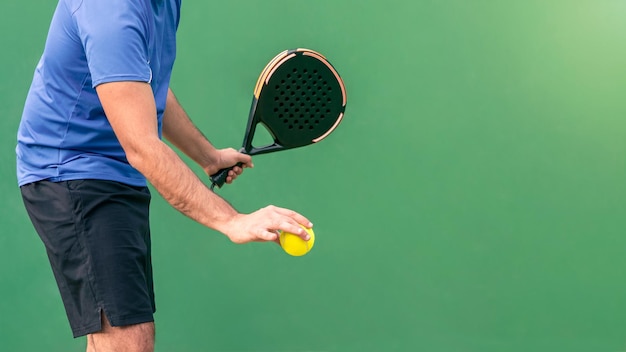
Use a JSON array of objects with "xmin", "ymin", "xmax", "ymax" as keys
[
  {"xmin": 122, "ymin": 138, "xmax": 162, "ymax": 174},
  {"xmin": 125, "ymin": 149, "xmax": 146, "ymax": 171}
]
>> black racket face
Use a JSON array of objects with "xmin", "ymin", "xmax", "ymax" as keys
[{"xmin": 255, "ymin": 51, "xmax": 346, "ymax": 149}]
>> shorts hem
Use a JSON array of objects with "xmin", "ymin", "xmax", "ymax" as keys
[
  {"xmin": 71, "ymin": 312, "xmax": 155, "ymax": 338},
  {"xmin": 72, "ymin": 322, "xmax": 103, "ymax": 338},
  {"xmin": 108, "ymin": 312, "xmax": 155, "ymax": 328}
]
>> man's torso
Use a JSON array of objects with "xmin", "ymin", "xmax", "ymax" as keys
[{"xmin": 17, "ymin": 0, "xmax": 181, "ymax": 187}]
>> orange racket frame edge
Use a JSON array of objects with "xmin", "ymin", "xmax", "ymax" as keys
[{"xmin": 253, "ymin": 50, "xmax": 289, "ymax": 99}]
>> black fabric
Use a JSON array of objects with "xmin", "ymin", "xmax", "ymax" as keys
[{"xmin": 21, "ymin": 179, "xmax": 155, "ymax": 337}]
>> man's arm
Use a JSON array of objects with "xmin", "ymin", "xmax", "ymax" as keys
[
  {"xmin": 162, "ymin": 88, "xmax": 250, "ymax": 182},
  {"xmin": 96, "ymin": 81, "xmax": 311, "ymax": 243}
]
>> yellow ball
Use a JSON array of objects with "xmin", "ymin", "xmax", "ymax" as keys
[{"xmin": 279, "ymin": 225, "xmax": 315, "ymax": 256}]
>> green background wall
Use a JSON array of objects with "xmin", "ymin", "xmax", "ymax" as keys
[{"xmin": 2, "ymin": 1, "xmax": 626, "ymax": 351}]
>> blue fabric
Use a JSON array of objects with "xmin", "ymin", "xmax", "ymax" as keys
[{"xmin": 16, "ymin": 0, "xmax": 181, "ymax": 187}]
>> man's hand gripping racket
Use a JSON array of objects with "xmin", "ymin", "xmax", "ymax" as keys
[{"xmin": 210, "ymin": 48, "xmax": 347, "ymax": 190}]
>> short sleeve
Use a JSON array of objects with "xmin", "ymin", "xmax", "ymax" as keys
[{"xmin": 73, "ymin": 0, "xmax": 152, "ymax": 87}]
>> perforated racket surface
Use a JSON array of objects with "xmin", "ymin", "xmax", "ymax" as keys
[{"xmin": 210, "ymin": 49, "xmax": 347, "ymax": 189}]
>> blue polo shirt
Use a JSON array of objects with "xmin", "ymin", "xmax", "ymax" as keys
[{"xmin": 16, "ymin": 0, "xmax": 181, "ymax": 187}]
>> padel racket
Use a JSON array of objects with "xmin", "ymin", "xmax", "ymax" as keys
[{"xmin": 210, "ymin": 48, "xmax": 347, "ymax": 189}]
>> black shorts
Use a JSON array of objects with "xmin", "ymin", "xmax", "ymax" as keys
[{"xmin": 21, "ymin": 179, "xmax": 155, "ymax": 338}]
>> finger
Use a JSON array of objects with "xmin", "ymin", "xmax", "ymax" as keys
[
  {"xmin": 275, "ymin": 221, "xmax": 311, "ymax": 241},
  {"xmin": 259, "ymin": 230, "xmax": 278, "ymax": 242},
  {"xmin": 271, "ymin": 206, "xmax": 313, "ymax": 228},
  {"xmin": 232, "ymin": 166, "xmax": 243, "ymax": 175},
  {"xmin": 225, "ymin": 170, "xmax": 240, "ymax": 184},
  {"xmin": 237, "ymin": 153, "xmax": 253, "ymax": 168}
]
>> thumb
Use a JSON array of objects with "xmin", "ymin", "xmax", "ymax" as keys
[
  {"xmin": 237, "ymin": 152, "xmax": 253, "ymax": 168},
  {"xmin": 259, "ymin": 230, "xmax": 278, "ymax": 242}
]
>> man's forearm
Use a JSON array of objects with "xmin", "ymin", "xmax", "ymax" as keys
[
  {"xmin": 162, "ymin": 88, "xmax": 217, "ymax": 168},
  {"xmin": 131, "ymin": 136, "xmax": 239, "ymax": 233}
]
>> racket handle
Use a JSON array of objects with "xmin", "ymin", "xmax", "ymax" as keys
[{"xmin": 210, "ymin": 162, "xmax": 244, "ymax": 190}]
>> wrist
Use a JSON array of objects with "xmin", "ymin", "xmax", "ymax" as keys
[
  {"xmin": 213, "ymin": 212, "xmax": 244, "ymax": 241},
  {"xmin": 199, "ymin": 148, "xmax": 220, "ymax": 172}
]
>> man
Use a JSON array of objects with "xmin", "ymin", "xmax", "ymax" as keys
[{"xmin": 16, "ymin": 0, "xmax": 312, "ymax": 351}]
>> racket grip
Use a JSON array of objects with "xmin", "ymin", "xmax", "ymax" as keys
[{"xmin": 210, "ymin": 162, "xmax": 244, "ymax": 190}]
